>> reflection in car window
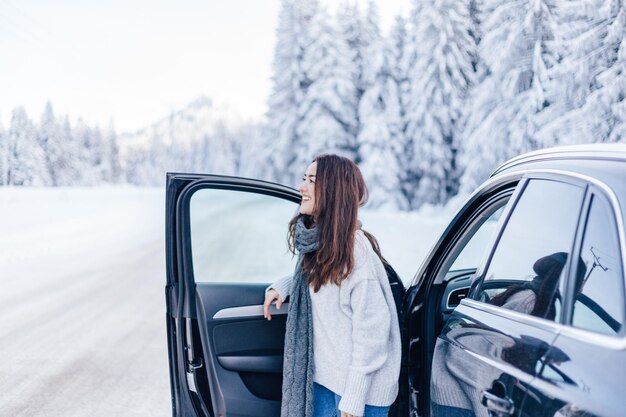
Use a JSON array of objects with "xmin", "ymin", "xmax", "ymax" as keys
[
  {"xmin": 478, "ymin": 179, "xmax": 585, "ymax": 321},
  {"xmin": 190, "ymin": 189, "xmax": 298, "ymax": 283},
  {"xmin": 571, "ymin": 194, "xmax": 624, "ymax": 335}
]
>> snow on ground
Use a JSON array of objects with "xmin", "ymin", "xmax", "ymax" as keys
[
  {"xmin": 0, "ymin": 186, "xmax": 462, "ymax": 417},
  {"xmin": 360, "ymin": 200, "xmax": 464, "ymax": 284},
  {"xmin": 0, "ymin": 186, "xmax": 169, "ymax": 417}
]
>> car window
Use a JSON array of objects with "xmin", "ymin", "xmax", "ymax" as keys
[
  {"xmin": 571, "ymin": 193, "xmax": 625, "ymax": 335},
  {"xmin": 449, "ymin": 205, "xmax": 506, "ymax": 271},
  {"xmin": 478, "ymin": 179, "xmax": 585, "ymax": 322},
  {"xmin": 190, "ymin": 188, "xmax": 298, "ymax": 283}
]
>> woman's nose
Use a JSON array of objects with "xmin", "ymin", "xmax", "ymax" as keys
[{"xmin": 298, "ymin": 181, "xmax": 306, "ymax": 193}]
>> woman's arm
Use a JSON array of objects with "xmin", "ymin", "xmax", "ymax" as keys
[{"xmin": 263, "ymin": 274, "xmax": 292, "ymax": 320}]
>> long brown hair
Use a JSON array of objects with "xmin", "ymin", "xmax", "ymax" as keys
[{"xmin": 288, "ymin": 154, "xmax": 385, "ymax": 292}]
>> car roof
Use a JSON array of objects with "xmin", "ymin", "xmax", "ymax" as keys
[
  {"xmin": 493, "ymin": 144, "xmax": 626, "ymax": 176},
  {"xmin": 492, "ymin": 143, "xmax": 626, "ymax": 228}
]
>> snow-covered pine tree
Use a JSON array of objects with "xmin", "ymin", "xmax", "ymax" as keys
[
  {"xmin": 398, "ymin": 4, "xmax": 433, "ymax": 209},
  {"xmin": 38, "ymin": 102, "xmax": 66, "ymax": 186},
  {"xmin": 337, "ymin": 2, "xmax": 363, "ymax": 94},
  {"xmin": 7, "ymin": 107, "xmax": 48, "ymax": 186},
  {"xmin": 73, "ymin": 118, "xmax": 94, "ymax": 185},
  {"xmin": 336, "ymin": 0, "xmax": 380, "ymax": 164},
  {"xmin": 598, "ymin": 0, "xmax": 626, "ymax": 142},
  {"xmin": 403, "ymin": 0, "xmax": 476, "ymax": 207},
  {"xmin": 467, "ymin": 0, "xmax": 486, "ymax": 79},
  {"xmin": 608, "ymin": 29, "xmax": 626, "ymax": 142},
  {"xmin": 459, "ymin": 0, "xmax": 559, "ymax": 193},
  {"xmin": 124, "ymin": 147, "xmax": 150, "ymax": 185},
  {"xmin": 294, "ymin": 5, "xmax": 358, "ymax": 175},
  {"xmin": 536, "ymin": 0, "xmax": 626, "ymax": 145},
  {"xmin": 358, "ymin": 12, "xmax": 407, "ymax": 209},
  {"xmin": 56, "ymin": 116, "xmax": 79, "ymax": 186},
  {"xmin": 0, "ymin": 119, "xmax": 6, "ymax": 186},
  {"xmin": 149, "ymin": 131, "xmax": 167, "ymax": 184},
  {"xmin": 237, "ymin": 121, "xmax": 266, "ymax": 178},
  {"xmin": 263, "ymin": 0, "xmax": 319, "ymax": 184},
  {"xmin": 103, "ymin": 122, "xmax": 122, "ymax": 183},
  {"xmin": 90, "ymin": 127, "xmax": 106, "ymax": 184}
]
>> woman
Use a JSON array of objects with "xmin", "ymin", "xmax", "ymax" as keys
[
  {"xmin": 490, "ymin": 252, "xmax": 569, "ymax": 319},
  {"xmin": 263, "ymin": 154, "xmax": 401, "ymax": 417}
]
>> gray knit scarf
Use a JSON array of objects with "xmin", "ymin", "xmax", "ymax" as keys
[{"xmin": 281, "ymin": 216, "xmax": 318, "ymax": 417}]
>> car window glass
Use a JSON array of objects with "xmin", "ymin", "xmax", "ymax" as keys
[
  {"xmin": 190, "ymin": 188, "xmax": 298, "ymax": 283},
  {"xmin": 449, "ymin": 205, "xmax": 506, "ymax": 271},
  {"xmin": 478, "ymin": 179, "xmax": 585, "ymax": 322},
  {"xmin": 571, "ymin": 194, "xmax": 624, "ymax": 335}
]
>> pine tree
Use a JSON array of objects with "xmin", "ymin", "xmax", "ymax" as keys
[
  {"xmin": 459, "ymin": 0, "xmax": 559, "ymax": 193},
  {"xmin": 102, "ymin": 122, "xmax": 122, "ymax": 183},
  {"xmin": 73, "ymin": 119, "xmax": 93, "ymax": 185},
  {"xmin": 0, "ymin": 119, "xmax": 6, "ymax": 186},
  {"xmin": 57, "ymin": 116, "xmax": 79, "ymax": 186},
  {"xmin": 38, "ymin": 102, "xmax": 65, "ymax": 186},
  {"xmin": 295, "ymin": 6, "xmax": 358, "ymax": 175},
  {"xmin": 237, "ymin": 122, "xmax": 266, "ymax": 178},
  {"xmin": 91, "ymin": 127, "xmax": 106, "ymax": 184},
  {"xmin": 536, "ymin": 0, "xmax": 626, "ymax": 145},
  {"xmin": 358, "ymin": 13, "xmax": 407, "ymax": 208},
  {"xmin": 403, "ymin": 0, "xmax": 476, "ymax": 207},
  {"xmin": 263, "ymin": 0, "xmax": 320, "ymax": 184},
  {"xmin": 7, "ymin": 107, "xmax": 48, "ymax": 186},
  {"xmin": 336, "ymin": 1, "xmax": 380, "ymax": 163}
]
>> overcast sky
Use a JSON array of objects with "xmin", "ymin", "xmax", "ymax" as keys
[{"xmin": 0, "ymin": 0, "xmax": 411, "ymax": 133}]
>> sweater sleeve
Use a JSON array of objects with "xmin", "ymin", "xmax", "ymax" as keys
[
  {"xmin": 338, "ymin": 243, "xmax": 392, "ymax": 416},
  {"xmin": 501, "ymin": 289, "xmax": 536, "ymax": 314},
  {"xmin": 266, "ymin": 274, "xmax": 293, "ymax": 301}
]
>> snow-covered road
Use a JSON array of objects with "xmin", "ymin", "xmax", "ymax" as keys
[
  {"xmin": 0, "ymin": 186, "xmax": 458, "ymax": 417},
  {"xmin": 0, "ymin": 187, "xmax": 170, "ymax": 417}
]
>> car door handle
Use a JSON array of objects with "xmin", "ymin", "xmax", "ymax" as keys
[{"xmin": 480, "ymin": 389, "xmax": 514, "ymax": 416}]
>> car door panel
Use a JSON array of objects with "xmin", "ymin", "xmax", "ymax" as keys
[
  {"xmin": 166, "ymin": 173, "xmax": 301, "ymax": 417},
  {"xmin": 527, "ymin": 330, "xmax": 625, "ymax": 417},
  {"xmin": 427, "ymin": 174, "xmax": 588, "ymax": 417},
  {"xmin": 432, "ymin": 301, "xmax": 559, "ymax": 417},
  {"xmin": 195, "ymin": 284, "xmax": 287, "ymax": 416}
]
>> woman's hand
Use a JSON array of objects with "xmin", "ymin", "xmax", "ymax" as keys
[
  {"xmin": 263, "ymin": 289, "xmax": 283, "ymax": 320},
  {"xmin": 340, "ymin": 412, "xmax": 357, "ymax": 417}
]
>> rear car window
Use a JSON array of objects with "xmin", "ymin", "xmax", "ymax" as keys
[{"xmin": 571, "ymin": 193, "xmax": 625, "ymax": 335}]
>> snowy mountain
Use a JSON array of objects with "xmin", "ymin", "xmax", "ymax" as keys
[
  {"xmin": 117, "ymin": 96, "xmax": 262, "ymax": 185},
  {"xmin": 117, "ymin": 96, "xmax": 249, "ymax": 166}
]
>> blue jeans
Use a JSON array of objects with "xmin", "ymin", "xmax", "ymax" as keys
[{"xmin": 313, "ymin": 382, "xmax": 390, "ymax": 417}]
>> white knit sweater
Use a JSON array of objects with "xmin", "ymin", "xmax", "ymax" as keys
[{"xmin": 270, "ymin": 230, "xmax": 401, "ymax": 416}]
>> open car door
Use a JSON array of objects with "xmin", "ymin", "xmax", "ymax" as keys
[{"xmin": 165, "ymin": 173, "xmax": 301, "ymax": 417}]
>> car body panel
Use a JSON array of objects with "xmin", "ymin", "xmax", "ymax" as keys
[{"xmin": 432, "ymin": 300, "xmax": 561, "ymax": 417}]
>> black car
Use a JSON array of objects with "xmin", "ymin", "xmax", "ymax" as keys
[{"xmin": 165, "ymin": 144, "xmax": 626, "ymax": 417}]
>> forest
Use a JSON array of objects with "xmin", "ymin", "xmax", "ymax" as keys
[{"xmin": 1, "ymin": 0, "xmax": 624, "ymax": 210}]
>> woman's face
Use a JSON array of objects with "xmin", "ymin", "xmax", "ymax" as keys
[{"xmin": 298, "ymin": 162, "xmax": 317, "ymax": 215}]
